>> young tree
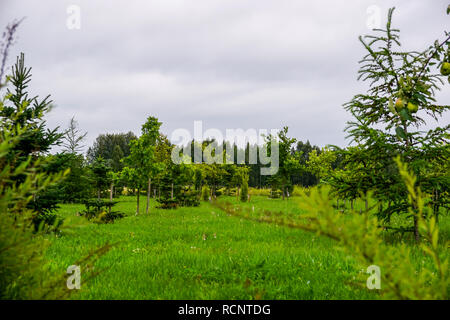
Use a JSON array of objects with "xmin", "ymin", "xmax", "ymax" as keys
[
  {"xmin": 91, "ymin": 157, "xmax": 110, "ymax": 200},
  {"xmin": 233, "ymin": 166, "xmax": 250, "ymax": 200},
  {"xmin": 0, "ymin": 53, "xmax": 63, "ymax": 228},
  {"xmin": 62, "ymin": 116, "xmax": 87, "ymax": 154},
  {"xmin": 265, "ymin": 127, "xmax": 300, "ymax": 199},
  {"xmin": 342, "ymin": 7, "xmax": 450, "ymax": 240},
  {"xmin": 240, "ymin": 179, "xmax": 249, "ymax": 202},
  {"xmin": 124, "ymin": 116, "xmax": 162, "ymax": 214}
]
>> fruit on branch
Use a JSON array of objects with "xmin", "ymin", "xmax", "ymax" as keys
[
  {"xmin": 407, "ymin": 102, "xmax": 418, "ymax": 113},
  {"xmin": 440, "ymin": 62, "xmax": 450, "ymax": 76},
  {"xmin": 395, "ymin": 98, "xmax": 405, "ymax": 112}
]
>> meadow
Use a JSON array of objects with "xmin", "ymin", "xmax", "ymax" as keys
[{"xmin": 45, "ymin": 195, "xmax": 449, "ymax": 300}]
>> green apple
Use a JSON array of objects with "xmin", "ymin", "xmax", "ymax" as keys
[
  {"xmin": 440, "ymin": 62, "xmax": 450, "ymax": 76},
  {"xmin": 407, "ymin": 102, "xmax": 418, "ymax": 113}
]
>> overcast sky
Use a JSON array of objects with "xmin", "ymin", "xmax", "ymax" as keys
[{"xmin": 0, "ymin": 0, "xmax": 449, "ymax": 151}]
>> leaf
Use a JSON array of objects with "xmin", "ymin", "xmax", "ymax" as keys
[
  {"xmin": 399, "ymin": 108, "xmax": 413, "ymax": 121},
  {"xmin": 447, "ymin": 4, "xmax": 450, "ymax": 15},
  {"xmin": 388, "ymin": 97, "xmax": 396, "ymax": 114},
  {"xmin": 395, "ymin": 126, "xmax": 407, "ymax": 140}
]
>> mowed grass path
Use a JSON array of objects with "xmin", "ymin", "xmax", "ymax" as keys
[{"xmin": 47, "ymin": 196, "xmax": 380, "ymax": 299}]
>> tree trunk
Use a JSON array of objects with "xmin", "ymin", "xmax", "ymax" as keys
[
  {"xmin": 110, "ymin": 182, "xmax": 114, "ymax": 201},
  {"xmin": 237, "ymin": 186, "xmax": 240, "ymax": 200},
  {"xmin": 146, "ymin": 178, "xmax": 151, "ymax": 215},
  {"xmin": 136, "ymin": 188, "xmax": 140, "ymax": 215},
  {"xmin": 98, "ymin": 189, "xmax": 101, "ymax": 200},
  {"xmin": 171, "ymin": 183, "xmax": 174, "ymax": 200}
]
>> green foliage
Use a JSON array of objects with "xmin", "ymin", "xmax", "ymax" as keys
[
  {"xmin": 0, "ymin": 53, "xmax": 112, "ymax": 299},
  {"xmin": 156, "ymin": 198, "xmax": 178, "ymax": 209},
  {"xmin": 291, "ymin": 140, "xmax": 321, "ymax": 187},
  {"xmin": 124, "ymin": 116, "xmax": 162, "ymax": 214},
  {"xmin": 177, "ymin": 188, "xmax": 200, "ymax": 207},
  {"xmin": 201, "ymin": 185, "xmax": 210, "ymax": 201},
  {"xmin": 87, "ymin": 132, "xmax": 137, "ymax": 169},
  {"xmin": 306, "ymin": 147, "xmax": 337, "ymax": 182},
  {"xmin": 91, "ymin": 157, "xmax": 111, "ymax": 199},
  {"xmin": 265, "ymin": 127, "xmax": 300, "ymax": 198},
  {"xmin": 218, "ymin": 159, "xmax": 448, "ymax": 299},
  {"xmin": 43, "ymin": 152, "xmax": 92, "ymax": 204},
  {"xmin": 0, "ymin": 53, "xmax": 65, "ymax": 230},
  {"xmin": 240, "ymin": 180, "xmax": 249, "ymax": 202},
  {"xmin": 81, "ymin": 199, "xmax": 124, "ymax": 223},
  {"xmin": 193, "ymin": 167, "xmax": 203, "ymax": 191},
  {"xmin": 268, "ymin": 189, "xmax": 283, "ymax": 199},
  {"xmin": 333, "ymin": 7, "xmax": 450, "ymax": 235}
]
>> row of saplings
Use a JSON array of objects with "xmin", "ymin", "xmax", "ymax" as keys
[{"xmin": 78, "ymin": 180, "xmax": 253, "ymax": 224}]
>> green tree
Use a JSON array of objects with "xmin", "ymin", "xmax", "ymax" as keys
[
  {"xmin": 87, "ymin": 132, "xmax": 137, "ymax": 170},
  {"xmin": 91, "ymin": 157, "xmax": 110, "ymax": 200},
  {"xmin": 0, "ymin": 53, "xmax": 64, "ymax": 229},
  {"xmin": 124, "ymin": 116, "xmax": 162, "ymax": 214},
  {"xmin": 265, "ymin": 127, "xmax": 300, "ymax": 199},
  {"xmin": 341, "ymin": 7, "xmax": 450, "ymax": 240},
  {"xmin": 0, "ymin": 55, "xmax": 109, "ymax": 298},
  {"xmin": 233, "ymin": 166, "xmax": 249, "ymax": 200}
]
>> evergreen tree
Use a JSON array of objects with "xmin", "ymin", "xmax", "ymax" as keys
[
  {"xmin": 0, "ymin": 53, "xmax": 64, "ymax": 228},
  {"xmin": 339, "ymin": 7, "xmax": 450, "ymax": 240}
]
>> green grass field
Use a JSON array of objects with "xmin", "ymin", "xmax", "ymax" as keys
[{"xmin": 45, "ymin": 195, "xmax": 448, "ymax": 300}]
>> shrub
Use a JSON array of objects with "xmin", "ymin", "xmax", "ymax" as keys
[
  {"xmin": 240, "ymin": 181, "xmax": 249, "ymax": 202},
  {"xmin": 248, "ymin": 188, "xmax": 271, "ymax": 197},
  {"xmin": 178, "ymin": 189, "xmax": 200, "ymax": 207},
  {"xmin": 269, "ymin": 189, "xmax": 282, "ymax": 199},
  {"xmin": 81, "ymin": 199, "xmax": 124, "ymax": 223},
  {"xmin": 156, "ymin": 198, "xmax": 178, "ymax": 209}
]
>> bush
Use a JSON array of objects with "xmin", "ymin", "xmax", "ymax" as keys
[
  {"xmin": 81, "ymin": 199, "xmax": 124, "ymax": 223},
  {"xmin": 156, "ymin": 198, "xmax": 178, "ymax": 209},
  {"xmin": 178, "ymin": 189, "xmax": 200, "ymax": 207},
  {"xmin": 269, "ymin": 189, "xmax": 282, "ymax": 199},
  {"xmin": 291, "ymin": 185, "xmax": 309, "ymax": 197},
  {"xmin": 248, "ymin": 188, "xmax": 270, "ymax": 197},
  {"xmin": 240, "ymin": 181, "xmax": 249, "ymax": 202}
]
